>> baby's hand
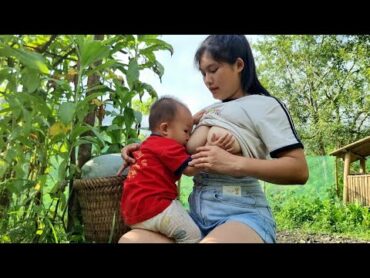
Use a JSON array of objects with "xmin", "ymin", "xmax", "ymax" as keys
[
  {"xmin": 209, "ymin": 132, "xmax": 235, "ymax": 152},
  {"xmin": 193, "ymin": 110, "xmax": 205, "ymax": 125}
]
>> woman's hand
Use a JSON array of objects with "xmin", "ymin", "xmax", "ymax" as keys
[
  {"xmin": 188, "ymin": 145, "xmax": 237, "ymax": 175},
  {"xmin": 189, "ymin": 145, "xmax": 309, "ymax": 184},
  {"xmin": 209, "ymin": 132, "xmax": 235, "ymax": 152},
  {"xmin": 116, "ymin": 143, "xmax": 141, "ymax": 176},
  {"xmin": 120, "ymin": 143, "xmax": 140, "ymax": 163},
  {"xmin": 193, "ymin": 110, "xmax": 205, "ymax": 125}
]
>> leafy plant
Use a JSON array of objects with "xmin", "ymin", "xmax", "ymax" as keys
[{"xmin": 0, "ymin": 35, "xmax": 173, "ymax": 242}]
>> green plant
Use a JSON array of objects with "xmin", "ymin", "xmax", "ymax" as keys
[{"xmin": 0, "ymin": 35, "xmax": 173, "ymax": 242}]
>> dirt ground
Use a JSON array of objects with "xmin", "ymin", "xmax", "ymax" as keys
[{"xmin": 276, "ymin": 230, "xmax": 370, "ymax": 243}]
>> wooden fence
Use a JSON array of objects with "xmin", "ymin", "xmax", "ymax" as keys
[{"xmin": 347, "ymin": 174, "xmax": 370, "ymax": 206}]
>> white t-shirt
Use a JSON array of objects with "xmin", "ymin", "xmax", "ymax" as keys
[{"xmin": 197, "ymin": 94, "xmax": 303, "ymax": 159}]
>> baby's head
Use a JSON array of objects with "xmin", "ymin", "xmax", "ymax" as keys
[{"xmin": 149, "ymin": 96, "xmax": 193, "ymax": 145}]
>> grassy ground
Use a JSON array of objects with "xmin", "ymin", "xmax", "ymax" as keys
[{"xmin": 179, "ymin": 176, "xmax": 194, "ymax": 210}]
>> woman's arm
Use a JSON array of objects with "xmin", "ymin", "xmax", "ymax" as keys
[
  {"xmin": 182, "ymin": 165, "xmax": 200, "ymax": 176},
  {"xmin": 188, "ymin": 146, "xmax": 309, "ymax": 185},
  {"xmin": 117, "ymin": 143, "xmax": 141, "ymax": 175},
  {"xmin": 120, "ymin": 143, "xmax": 141, "ymax": 163}
]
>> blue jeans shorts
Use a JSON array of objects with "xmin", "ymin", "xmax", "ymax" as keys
[{"xmin": 188, "ymin": 173, "xmax": 276, "ymax": 243}]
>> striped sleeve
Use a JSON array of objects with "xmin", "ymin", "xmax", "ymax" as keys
[{"xmin": 256, "ymin": 97, "xmax": 303, "ymax": 158}]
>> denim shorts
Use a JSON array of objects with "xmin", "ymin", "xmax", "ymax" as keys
[{"xmin": 188, "ymin": 172, "xmax": 276, "ymax": 243}]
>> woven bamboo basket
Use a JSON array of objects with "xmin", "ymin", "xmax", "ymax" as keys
[{"xmin": 73, "ymin": 175, "xmax": 131, "ymax": 243}]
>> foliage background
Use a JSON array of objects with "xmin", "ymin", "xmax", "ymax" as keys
[{"xmin": 0, "ymin": 35, "xmax": 172, "ymax": 242}]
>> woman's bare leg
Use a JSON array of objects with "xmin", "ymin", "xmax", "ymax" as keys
[
  {"xmin": 118, "ymin": 229, "xmax": 174, "ymax": 243},
  {"xmin": 200, "ymin": 221, "xmax": 263, "ymax": 243}
]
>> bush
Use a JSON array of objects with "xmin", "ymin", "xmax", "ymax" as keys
[{"xmin": 270, "ymin": 192, "xmax": 370, "ymax": 238}]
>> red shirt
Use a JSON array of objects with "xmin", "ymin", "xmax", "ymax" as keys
[{"xmin": 121, "ymin": 135, "xmax": 191, "ymax": 225}]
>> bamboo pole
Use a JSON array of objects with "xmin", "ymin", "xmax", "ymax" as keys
[
  {"xmin": 343, "ymin": 152, "xmax": 351, "ymax": 204},
  {"xmin": 368, "ymin": 176, "xmax": 369, "ymax": 206},
  {"xmin": 335, "ymin": 157, "xmax": 339, "ymax": 197},
  {"xmin": 362, "ymin": 177, "xmax": 364, "ymax": 205},
  {"xmin": 360, "ymin": 159, "xmax": 366, "ymax": 174}
]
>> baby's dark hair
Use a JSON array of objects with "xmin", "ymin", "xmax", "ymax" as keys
[{"xmin": 149, "ymin": 96, "xmax": 189, "ymax": 131}]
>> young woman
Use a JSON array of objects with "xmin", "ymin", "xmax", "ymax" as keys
[{"xmin": 119, "ymin": 35, "xmax": 309, "ymax": 243}]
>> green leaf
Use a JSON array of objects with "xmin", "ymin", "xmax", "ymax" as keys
[
  {"xmin": 81, "ymin": 91, "xmax": 105, "ymax": 104},
  {"xmin": 0, "ymin": 159, "xmax": 8, "ymax": 179},
  {"xmin": 70, "ymin": 125, "xmax": 92, "ymax": 141},
  {"xmin": 137, "ymin": 35, "xmax": 158, "ymax": 41},
  {"xmin": 71, "ymin": 139, "xmax": 94, "ymax": 148},
  {"xmin": 0, "ymin": 45, "xmax": 49, "ymax": 74},
  {"xmin": 127, "ymin": 137, "xmax": 141, "ymax": 144},
  {"xmin": 27, "ymin": 94, "xmax": 51, "ymax": 117},
  {"xmin": 78, "ymin": 39, "xmax": 110, "ymax": 69},
  {"xmin": 71, "ymin": 136, "xmax": 102, "ymax": 152},
  {"xmin": 34, "ymin": 60, "xmax": 50, "ymax": 75},
  {"xmin": 109, "ymin": 130, "xmax": 122, "ymax": 144},
  {"xmin": 141, "ymin": 82, "xmax": 158, "ymax": 99},
  {"xmin": 38, "ymin": 175, "xmax": 47, "ymax": 189},
  {"xmin": 58, "ymin": 160, "xmax": 68, "ymax": 181},
  {"xmin": 58, "ymin": 102, "xmax": 76, "ymax": 124},
  {"xmin": 9, "ymin": 126, "xmax": 23, "ymax": 141},
  {"xmin": 45, "ymin": 218, "xmax": 59, "ymax": 243},
  {"xmin": 6, "ymin": 179, "xmax": 22, "ymax": 194},
  {"xmin": 85, "ymin": 59, "xmax": 118, "ymax": 77},
  {"xmin": 138, "ymin": 37, "xmax": 174, "ymax": 56},
  {"xmin": 107, "ymin": 143, "xmax": 122, "ymax": 153},
  {"xmin": 133, "ymin": 110, "xmax": 142, "ymax": 124},
  {"xmin": 126, "ymin": 58, "xmax": 139, "ymax": 89},
  {"xmin": 116, "ymin": 88, "xmax": 135, "ymax": 107},
  {"xmin": 0, "ymin": 68, "xmax": 10, "ymax": 83},
  {"xmin": 21, "ymin": 68, "xmax": 40, "ymax": 93},
  {"xmin": 67, "ymin": 164, "xmax": 80, "ymax": 180},
  {"xmin": 105, "ymin": 124, "xmax": 120, "ymax": 131},
  {"xmin": 90, "ymin": 126, "xmax": 107, "ymax": 146},
  {"xmin": 153, "ymin": 60, "xmax": 164, "ymax": 82},
  {"xmin": 112, "ymin": 115, "xmax": 124, "ymax": 127},
  {"xmin": 124, "ymin": 107, "xmax": 135, "ymax": 129},
  {"xmin": 75, "ymin": 104, "xmax": 89, "ymax": 123}
]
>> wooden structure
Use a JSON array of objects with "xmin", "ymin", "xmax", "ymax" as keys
[{"xmin": 330, "ymin": 136, "xmax": 370, "ymax": 206}]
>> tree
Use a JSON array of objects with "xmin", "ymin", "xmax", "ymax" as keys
[{"xmin": 253, "ymin": 35, "xmax": 370, "ymax": 155}]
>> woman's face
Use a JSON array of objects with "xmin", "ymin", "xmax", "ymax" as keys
[{"xmin": 199, "ymin": 52, "xmax": 244, "ymax": 101}]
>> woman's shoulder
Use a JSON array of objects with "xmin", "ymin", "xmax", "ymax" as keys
[
  {"xmin": 236, "ymin": 94, "xmax": 281, "ymax": 109},
  {"xmin": 205, "ymin": 101, "xmax": 223, "ymax": 108},
  {"xmin": 201, "ymin": 101, "xmax": 223, "ymax": 113}
]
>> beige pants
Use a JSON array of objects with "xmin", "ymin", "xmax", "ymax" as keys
[{"xmin": 131, "ymin": 200, "xmax": 202, "ymax": 243}]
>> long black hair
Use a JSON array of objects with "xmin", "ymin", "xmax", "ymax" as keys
[{"xmin": 194, "ymin": 35, "xmax": 270, "ymax": 96}]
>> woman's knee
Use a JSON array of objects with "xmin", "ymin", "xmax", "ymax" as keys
[{"xmin": 118, "ymin": 229, "xmax": 174, "ymax": 243}]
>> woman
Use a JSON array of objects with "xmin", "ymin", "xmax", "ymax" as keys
[{"xmin": 119, "ymin": 35, "xmax": 309, "ymax": 243}]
